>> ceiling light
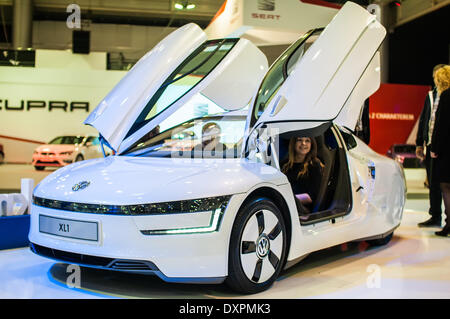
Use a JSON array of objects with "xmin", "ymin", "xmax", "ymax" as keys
[{"xmin": 174, "ymin": 1, "xmax": 196, "ymax": 10}]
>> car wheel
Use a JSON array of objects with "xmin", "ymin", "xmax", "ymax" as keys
[
  {"xmin": 226, "ymin": 197, "xmax": 287, "ymax": 294},
  {"xmin": 367, "ymin": 232, "xmax": 393, "ymax": 246},
  {"xmin": 75, "ymin": 155, "xmax": 84, "ymax": 162},
  {"xmin": 0, "ymin": 152, "xmax": 4, "ymax": 164},
  {"xmin": 34, "ymin": 166, "xmax": 45, "ymax": 171}
]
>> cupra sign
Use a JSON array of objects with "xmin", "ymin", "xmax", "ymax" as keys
[{"xmin": 0, "ymin": 100, "xmax": 90, "ymax": 112}]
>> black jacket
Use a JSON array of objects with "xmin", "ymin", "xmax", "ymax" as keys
[
  {"xmin": 431, "ymin": 89, "xmax": 450, "ymax": 158},
  {"xmin": 416, "ymin": 88, "xmax": 436, "ymax": 147},
  {"xmin": 280, "ymin": 159, "xmax": 323, "ymax": 205}
]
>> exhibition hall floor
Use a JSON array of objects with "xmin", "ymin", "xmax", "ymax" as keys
[{"xmin": 0, "ymin": 165, "xmax": 449, "ymax": 299}]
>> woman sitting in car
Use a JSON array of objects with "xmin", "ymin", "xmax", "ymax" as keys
[{"xmin": 281, "ymin": 136, "xmax": 324, "ymax": 216}]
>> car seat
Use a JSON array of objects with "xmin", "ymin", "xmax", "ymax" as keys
[{"xmin": 312, "ymin": 134, "xmax": 337, "ymax": 212}]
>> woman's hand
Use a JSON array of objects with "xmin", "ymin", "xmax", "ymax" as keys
[
  {"xmin": 415, "ymin": 146, "xmax": 424, "ymax": 161},
  {"xmin": 295, "ymin": 193, "xmax": 312, "ymax": 204},
  {"xmin": 431, "ymin": 152, "xmax": 438, "ymax": 158}
]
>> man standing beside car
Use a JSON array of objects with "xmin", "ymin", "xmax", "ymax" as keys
[{"xmin": 416, "ymin": 64, "xmax": 446, "ymax": 227}]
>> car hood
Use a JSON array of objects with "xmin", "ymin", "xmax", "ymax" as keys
[
  {"xmin": 33, "ymin": 156, "xmax": 286, "ymax": 205},
  {"xmin": 35, "ymin": 144, "xmax": 76, "ymax": 153}
]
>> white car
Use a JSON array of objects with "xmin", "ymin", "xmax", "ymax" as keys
[{"xmin": 29, "ymin": 2, "xmax": 405, "ymax": 294}]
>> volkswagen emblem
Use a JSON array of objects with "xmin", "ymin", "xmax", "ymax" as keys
[
  {"xmin": 72, "ymin": 181, "xmax": 90, "ymax": 191},
  {"xmin": 256, "ymin": 235, "xmax": 270, "ymax": 259}
]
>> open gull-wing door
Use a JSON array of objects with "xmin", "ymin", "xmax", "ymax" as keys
[
  {"xmin": 85, "ymin": 23, "xmax": 268, "ymax": 154},
  {"xmin": 246, "ymin": 1, "xmax": 386, "ymax": 135}
]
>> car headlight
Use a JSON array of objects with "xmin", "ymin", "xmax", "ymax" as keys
[{"xmin": 33, "ymin": 195, "xmax": 231, "ymax": 235}]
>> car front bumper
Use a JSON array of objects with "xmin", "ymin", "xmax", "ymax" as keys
[
  {"xmin": 28, "ymin": 193, "xmax": 246, "ymax": 283},
  {"xmin": 32, "ymin": 154, "xmax": 74, "ymax": 167}
]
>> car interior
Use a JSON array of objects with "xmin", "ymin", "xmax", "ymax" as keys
[{"xmin": 278, "ymin": 124, "xmax": 353, "ymax": 225}]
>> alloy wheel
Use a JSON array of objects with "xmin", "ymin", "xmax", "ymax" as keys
[{"xmin": 240, "ymin": 209, "xmax": 284, "ymax": 284}]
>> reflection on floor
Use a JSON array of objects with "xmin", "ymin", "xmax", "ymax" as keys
[{"xmin": 0, "ymin": 198, "xmax": 449, "ymax": 299}]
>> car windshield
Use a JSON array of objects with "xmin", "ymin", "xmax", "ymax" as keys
[
  {"xmin": 48, "ymin": 136, "xmax": 84, "ymax": 145},
  {"xmin": 124, "ymin": 115, "xmax": 246, "ymax": 158}
]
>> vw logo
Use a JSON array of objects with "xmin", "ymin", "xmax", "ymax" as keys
[
  {"xmin": 72, "ymin": 181, "xmax": 90, "ymax": 191},
  {"xmin": 256, "ymin": 235, "xmax": 270, "ymax": 258}
]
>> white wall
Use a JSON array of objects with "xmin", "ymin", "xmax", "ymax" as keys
[
  {"xmin": 0, "ymin": 50, "xmax": 126, "ymax": 163},
  {"xmin": 205, "ymin": 0, "xmax": 337, "ymax": 46}
]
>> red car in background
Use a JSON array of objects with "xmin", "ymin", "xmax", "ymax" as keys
[
  {"xmin": 32, "ymin": 135, "xmax": 104, "ymax": 171},
  {"xmin": 386, "ymin": 144, "xmax": 423, "ymax": 168}
]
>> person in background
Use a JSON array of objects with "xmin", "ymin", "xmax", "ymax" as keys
[
  {"xmin": 200, "ymin": 122, "xmax": 226, "ymax": 155},
  {"xmin": 430, "ymin": 65, "xmax": 450, "ymax": 237},
  {"xmin": 281, "ymin": 136, "xmax": 324, "ymax": 217},
  {"xmin": 416, "ymin": 64, "xmax": 446, "ymax": 227}
]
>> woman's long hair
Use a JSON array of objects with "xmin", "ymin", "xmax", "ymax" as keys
[
  {"xmin": 434, "ymin": 65, "xmax": 450, "ymax": 94},
  {"xmin": 281, "ymin": 136, "xmax": 323, "ymax": 178}
]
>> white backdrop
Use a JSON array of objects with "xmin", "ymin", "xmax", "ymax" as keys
[{"xmin": 0, "ymin": 50, "xmax": 126, "ymax": 163}]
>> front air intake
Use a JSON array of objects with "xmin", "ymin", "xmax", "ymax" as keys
[
  {"xmin": 108, "ymin": 260, "xmax": 158, "ymax": 272},
  {"xmin": 30, "ymin": 243, "xmax": 159, "ymax": 274}
]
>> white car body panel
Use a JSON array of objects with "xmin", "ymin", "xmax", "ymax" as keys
[
  {"xmin": 32, "ymin": 157, "xmax": 286, "ymax": 205},
  {"xmin": 85, "ymin": 24, "xmax": 268, "ymax": 153},
  {"xmin": 84, "ymin": 23, "xmax": 207, "ymax": 152},
  {"xmin": 29, "ymin": 144, "xmax": 405, "ymax": 277},
  {"xmin": 117, "ymin": 38, "xmax": 268, "ymax": 154},
  {"xmin": 29, "ymin": 2, "xmax": 405, "ymax": 286},
  {"xmin": 333, "ymin": 51, "xmax": 381, "ymax": 129},
  {"xmin": 254, "ymin": 2, "xmax": 386, "ymax": 130}
]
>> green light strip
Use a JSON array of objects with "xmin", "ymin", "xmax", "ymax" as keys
[{"xmin": 140, "ymin": 208, "xmax": 224, "ymax": 235}]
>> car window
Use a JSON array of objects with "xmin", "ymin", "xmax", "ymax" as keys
[
  {"xmin": 49, "ymin": 136, "xmax": 84, "ymax": 145},
  {"xmin": 125, "ymin": 38, "xmax": 239, "ymax": 138},
  {"xmin": 251, "ymin": 29, "xmax": 322, "ymax": 127},
  {"xmin": 338, "ymin": 128, "xmax": 357, "ymax": 150}
]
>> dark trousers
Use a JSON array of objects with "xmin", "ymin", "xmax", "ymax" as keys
[{"xmin": 425, "ymin": 148, "xmax": 443, "ymax": 220}]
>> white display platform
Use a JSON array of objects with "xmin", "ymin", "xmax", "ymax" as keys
[{"xmin": 0, "ymin": 197, "xmax": 449, "ymax": 298}]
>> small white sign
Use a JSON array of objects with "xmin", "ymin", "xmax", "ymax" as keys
[{"xmin": 39, "ymin": 215, "xmax": 98, "ymax": 241}]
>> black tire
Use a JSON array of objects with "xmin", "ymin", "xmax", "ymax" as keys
[
  {"xmin": 0, "ymin": 152, "xmax": 4, "ymax": 164},
  {"xmin": 75, "ymin": 154, "xmax": 84, "ymax": 162},
  {"xmin": 367, "ymin": 232, "xmax": 393, "ymax": 246},
  {"xmin": 34, "ymin": 166, "xmax": 45, "ymax": 171},
  {"xmin": 226, "ymin": 197, "xmax": 287, "ymax": 294}
]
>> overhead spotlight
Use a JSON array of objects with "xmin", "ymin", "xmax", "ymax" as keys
[{"xmin": 174, "ymin": 1, "xmax": 196, "ymax": 10}]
